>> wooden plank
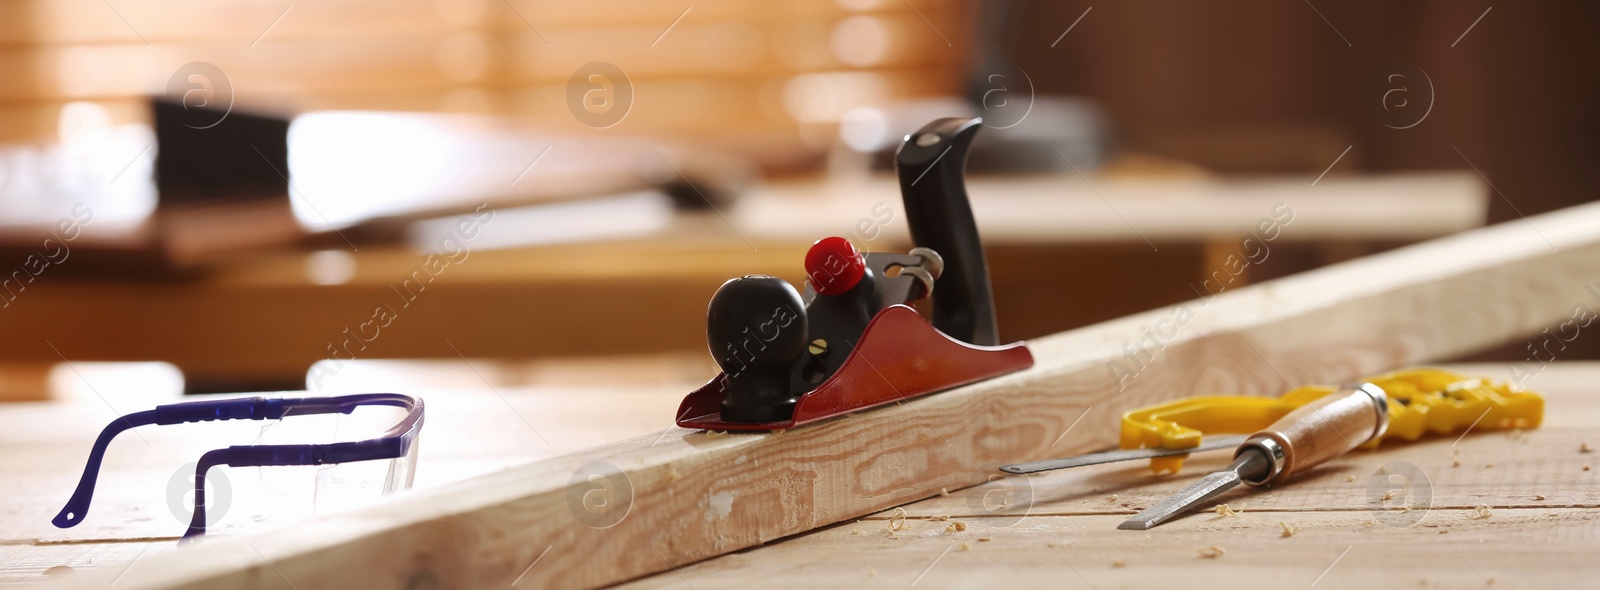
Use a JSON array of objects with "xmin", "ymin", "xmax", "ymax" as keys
[{"xmin": 39, "ymin": 200, "xmax": 1600, "ymax": 589}]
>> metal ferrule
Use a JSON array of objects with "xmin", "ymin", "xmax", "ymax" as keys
[
  {"xmin": 1237, "ymin": 436, "xmax": 1285, "ymax": 487},
  {"xmin": 1354, "ymin": 382, "xmax": 1391, "ymax": 442}
]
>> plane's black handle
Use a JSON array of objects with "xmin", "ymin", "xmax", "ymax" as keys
[{"xmin": 894, "ymin": 117, "xmax": 998, "ymax": 346}]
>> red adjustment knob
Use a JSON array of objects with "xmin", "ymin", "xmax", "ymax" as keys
[{"xmin": 805, "ymin": 236, "xmax": 865, "ymax": 296}]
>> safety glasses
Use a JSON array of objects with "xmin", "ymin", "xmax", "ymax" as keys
[{"xmin": 52, "ymin": 393, "xmax": 424, "ymax": 540}]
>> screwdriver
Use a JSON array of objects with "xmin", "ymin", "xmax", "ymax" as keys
[{"xmin": 1118, "ymin": 382, "xmax": 1390, "ymax": 530}]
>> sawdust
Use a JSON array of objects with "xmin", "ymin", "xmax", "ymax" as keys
[
  {"xmin": 1471, "ymin": 504, "xmax": 1492, "ymax": 519},
  {"xmin": 1585, "ymin": 466, "xmax": 1592, "ymax": 472},
  {"xmin": 1484, "ymin": 463, "xmax": 1494, "ymax": 468},
  {"xmin": 1438, "ymin": 529, "xmax": 1448, "ymax": 534},
  {"xmin": 706, "ymin": 430, "xmax": 727, "ymax": 438},
  {"xmin": 1346, "ymin": 475, "xmax": 1355, "ymax": 482},
  {"xmin": 1111, "ymin": 560, "xmax": 1127, "ymax": 569},
  {"xmin": 1278, "ymin": 522, "xmax": 1299, "ymax": 537},
  {"xmin": 943, "ymin": 521, "xmax": 967, "ymax": 534},
  {"xmin": 939, "ymin": 487, "xmax": 949, "ymax": 497},
  {"xmin": 887, "ymin": 508, "xmax": 908, "ymax": 531},
  {"xmin": 1109, "ymin": 494, "xmax": 1119, "ymax": 501},
  {"xmin": 977, "ymin": 537, "xmax": 992, "ymax": 542},
  {"xmin": 956, "ymin": 542, "xmax": 971, "ymax": 551},
  {"xmin": 931, "ymin": 515, "xmax": 949, "ymax": 521},
  {"xmin": 1535, "ymin": 495, "xmax": 1547, "ymax": 501},
  {"xmin": 1198, "ymin": 546, "xmax": 1226, "ymax": 559},
  {"xmin": 1452, "ymin": 459, "xmax": 1462, "ymax": 468},
  {"xmin": 1581, "ymin": 442, "xmax": 1593, "ymax": 453},
  {"xmin": 1214, "ymin": 504, "xmax": 1240, "ymax": 518},
  {"xmin": 1382, "ymin": 490, "xmax": 1395, "ymax": 501},
  {"xmin": 850, "ymin": 529, "xmax": 865, "ymax": 535}
]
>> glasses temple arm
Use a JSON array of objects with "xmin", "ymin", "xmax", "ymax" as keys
[
  {"xmin": 52, "ymin": 410, "xmax": 158, "ymax": 529},
  {"xmin": 53, "ymin": 396, "xmax": 277, "ymax": 530}
]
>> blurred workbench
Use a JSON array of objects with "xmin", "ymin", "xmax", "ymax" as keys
[
  {"xmin": 0, "ymin": 171, "xmax": 1485, "ymax": 395},
  {"xmin": 0, "ymin": 360, "xmax": 1591, "ymax": 589}
]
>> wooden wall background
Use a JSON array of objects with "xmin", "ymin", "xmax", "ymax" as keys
[
  {"xmin": 1015, "ymin": 0, "xmax": 1600, "ymax": 223},
  {"xmin": 0, "ymin": 0, "xmax": 971, "ymax": 162}
]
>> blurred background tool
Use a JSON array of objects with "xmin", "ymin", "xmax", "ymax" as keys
[
  {"xmin": 1002, "ymin": 368, "xmax": 1545, "ymax": 475},
  {"xmin": 1118, "ymin": 382, "xmax": 1392, "ymax": 530}
]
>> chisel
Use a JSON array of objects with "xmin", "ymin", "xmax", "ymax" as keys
[{"xmin": 1118, "ymin": 382, "xmax": 1390, "ymax": 530}]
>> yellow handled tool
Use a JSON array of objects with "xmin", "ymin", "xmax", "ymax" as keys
[
  {"xmin": 1000, "ymin": 368, "xmax": 1543, "ymax": 476},
  {"xmin": 1120, "ymin": 368, "xmax": 1543, "ymax": 474}
]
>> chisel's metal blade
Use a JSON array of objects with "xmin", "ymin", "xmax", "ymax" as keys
[
  {"xmin": 998, "ymin": 435, "xmax": 1249, "ymax": 475},
  {"xmin": 1118, "ymin": 449, "xmax": 1270, "ymax": 530}
]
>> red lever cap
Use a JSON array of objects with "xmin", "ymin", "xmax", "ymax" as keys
[{"xmin": 805, "ymin": 236, "xmax": 866, "ymax": 296}]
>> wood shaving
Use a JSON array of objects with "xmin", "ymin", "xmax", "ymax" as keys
[
  {"xmin": 1535, "ymin": 495, "xmax": 1547, "ymax": 501},
  {"xmin": 1452, "ymin": 459, "xmax": 1462, "ymax": 468},
  {"xmin": 1214, "ymin": 504, "xmax": 1240, "ymax": 518},
  {"xmin": 706, "ymin": 430, "xmax": 727, "ymax": 438},
  {"xmin": 1471, "ymin": 504, "xmax": 1492, "ymax": 519},
  {"xmin": 956, "ymin": 542, "xmax": 971, "ymax": 551},
  {"xmin": 1278, "ymin": 522, "xmax": 1299, "ymax": 537},
  {"xmin": 887, "ymin": 507, "xmax": 908, "ymax": 531},
  {"xmin": 1109, "ymin": 494, "xmax": 1119, "ymax": 501},
  {"xmin": 1198, "ymin": 546, "xmax": 1226, "ymax": 559},
  {"xmin": 1382, "ymin": 490, "xmax": 1395, "ymax": 501},
  {"xmin": 939, "ymin": 487, "xmax": 950, "ymax": 497},
  {"xmin": 1346, "ymin": 475, "xmax": 1355, "ymax": 482},
  {"xmin": 850, "ymin": 529, "xmax": 865, "ymax": 535},
  {"xmin": 1111, "ymin": 560, "xmax": 1127, "ymax": 568},
  {"xmin": 932, "ymin": 515, "xmax": 950, "ymax": 521},
  {"xmin": 977, "ymin": 537, "xmax": 992, "ymax": 542},
  {"xmin": 1581, "ymin": 442, "xmax": 1593, "ymax": 454},
  {"xmin": 943, "ymin": 521, "xmax": 967, "ymax": 534}
]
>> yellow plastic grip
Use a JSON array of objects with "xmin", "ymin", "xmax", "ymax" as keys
[{"xmin": 1119, "ymin": 368, "xmax": 1543, "ymax": 474}]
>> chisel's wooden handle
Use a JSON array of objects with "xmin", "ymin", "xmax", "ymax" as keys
[{"xmin": 1239, "ymin": 383, "xmax": 1389, "ymax": 485}]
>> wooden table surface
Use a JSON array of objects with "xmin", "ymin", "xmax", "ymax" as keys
[
  {"xmin": 0, "ymin": 171, "xmax": 1485, "ymax": 396},
  {"xmin": 3, "ymin": 359, "xmax": 1592, "ymax": 589}
]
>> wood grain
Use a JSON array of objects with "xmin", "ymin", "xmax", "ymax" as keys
[
  {"xmin": 617, "ymin": 362, "xmax": 1600, "ymax": 589},
  {"xmin": 1259, "ymin": 384, "xmax": 1384, "ymax": 480},
  {"xmin": 30, "ymin": 200, "xmax": 1600, "ymax": 589}
]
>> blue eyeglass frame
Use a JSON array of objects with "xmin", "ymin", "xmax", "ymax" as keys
[{"xmin": 52, "ymin": 393, "xmax": 424, "ymax": 540}]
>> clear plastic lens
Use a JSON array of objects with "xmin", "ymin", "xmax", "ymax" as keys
[{"xmin": 203, "ymin": 404, "xmax": 419, "ymax": 534}]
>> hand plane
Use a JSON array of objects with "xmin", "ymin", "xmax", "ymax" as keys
[{"xmin": 675, "ymin": 117, "xmax": 1034, "ymax": 431}]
